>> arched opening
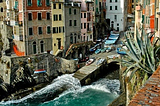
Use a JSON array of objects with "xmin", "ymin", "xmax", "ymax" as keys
[
  {"xmin": 111, "ymin": 21, "xmax": 114, "ymax": 29},
  {"xmin": 40, "ymin": 41, "xmax": 44, "ymax": 53},
  {"xmin": 106, "ymin": 19, "xmax": 110, "ymax": 26},
  {"xmin": 33, "ymin": 41, "xmax": 37, "ymax": 54}
]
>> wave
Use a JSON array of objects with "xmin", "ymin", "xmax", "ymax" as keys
[{"xmin": 0, "ymin": 74, "xmax": 120, "ymax": 106}]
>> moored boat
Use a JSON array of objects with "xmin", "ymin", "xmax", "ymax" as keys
[
  {"xmin": 95, "ymin": 49, "xmax": 101, "ymax": 54},
  {"xmin": 34, "ymin": 69, "xmax": 47, "ymax": 74},
  {"xmin": 116, "ymin": 47, "xmax": 127, "ymax": 55},
  {"xmin": 96, "ymin": 58, "xmax": 106, "ymax": 66},
  {"xmin": 86, "ymin": 58, "xmax": 95, "ymax": 66}
]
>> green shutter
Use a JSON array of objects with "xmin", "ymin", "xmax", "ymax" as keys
[
  {"xmin": 46, "ymin": 0, "xmax": 50, "ymax": 6},
  {"xmin": 28, "ymin": 0, "xmax": 31, "ymax": 6},
  {"xmin": 37, "ymin": 0, "xmax": 42, "ymax": 6},
  {"xmin": 142, "ymin": 15, "xmax": 144, "ymax": 23},
  {"xmin": 14, "ymin": 1, "xmax": 18, "ymax": 9}
]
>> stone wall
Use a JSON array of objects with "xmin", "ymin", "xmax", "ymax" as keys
[{"xmin": 0, "ymin": 53, "xmax": 78, "ymax": 85}]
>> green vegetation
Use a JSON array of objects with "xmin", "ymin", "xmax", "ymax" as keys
[{"xmin": 121, "ymin": 29, "xmax": 160, "ymax": 80}]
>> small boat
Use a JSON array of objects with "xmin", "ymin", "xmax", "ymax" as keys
[
  {"xmin": 117, "ymin": 47, "xmax": 127, "ymax": 55},
  {"xmin": 101, "ymin": 48, "xmax": 107, "ymax": 53},
  {"xmin": 86, "ymin": 58, "xmax": 95, "ymax": 66},
  {"xmin": 34, "ymin": 69, "xmax": 46, "ymax": 74},
  {"xmin": 95, "ymin": 49, "xmax": 101, "ymax": 54},
  {"xmin": 106, "ymin": 46, "xmax": 112, "ymax": 53},
  {"xmin": 105, "ymin": 39, "xmax": 117, "ymax": 45},
  {"xmin": 96, "ymin": 58, "xmax": 105, "ymax": 66},
  {"xmin": 89, "ymin": 47, "xmax": 96, "ymax": 52}
]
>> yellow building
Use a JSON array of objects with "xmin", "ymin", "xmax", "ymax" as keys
[{"xmin": 51, "ymin": 0, "xmax": 65, "ymax": 56}]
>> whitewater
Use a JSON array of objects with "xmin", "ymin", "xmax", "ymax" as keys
[{"xmin": 0, "ymin": 74, "xmax": 120, "ymax": 106}]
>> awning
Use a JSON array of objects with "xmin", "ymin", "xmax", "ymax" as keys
[
  {"xmin": 13, "ymin": 45, "xmax": 25, "ymax": 56},
  {"xmin": 150, "ymin": 15, "xmax": 154, "ymax": 29}
]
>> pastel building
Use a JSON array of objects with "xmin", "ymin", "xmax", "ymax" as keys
[
  {"xmin": 80, "ymin": 0, "xmax": 94, "ymax": 42},
  {"xmin": 106, "ymin": 0, "xmax": 127, "ymax": 31}
]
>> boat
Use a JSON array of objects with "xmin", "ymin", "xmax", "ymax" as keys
[
  {"xmin": 96, "ymin": 58, "xmax": 106, "ymax": 66},
  {"xmin": 106, "ymin": 46, "xmax": 112, "ymax": 53},
  {"xmin": 109, "ymin": 35, "xmax": 119, "ymax": 40},
  {"xmin": 117, "ymin": 47, "xmax": 127, "ymax": 55},
  {"xmin": 101, "ymin": 48, "xmax": 107, "ymax": 53},
  {"xmin": 95, "ymin": 49, "xmax": 101, "ymax": 54},
  {"xmin": 34, "ymin": 69, "xmax": 46, "ymax": 74},
  {"xmin": 86, "ymin": 58, "xmax": 95, "ymax": 66},
  {"xmin": 105, "ymin": 39, "xmax": 117, "ymax": 45}
]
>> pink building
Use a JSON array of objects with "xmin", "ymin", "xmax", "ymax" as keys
[{"xmin": 81, "ymin": 0, "xmax": 94, "ymax": 42}]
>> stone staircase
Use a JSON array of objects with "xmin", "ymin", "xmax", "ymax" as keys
[{"xmin": 73, "ymin": 71, "xmax": 87, "ymax": 80}]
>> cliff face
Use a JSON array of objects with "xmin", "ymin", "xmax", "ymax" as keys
[{"xmin": 0, "ymin": 53, "xmax": 78, "ymax": 100}]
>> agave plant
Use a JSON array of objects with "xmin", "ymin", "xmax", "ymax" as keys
[{"xmin": 122, "ymin": 29, "xmax": 160, "ymax": 80}]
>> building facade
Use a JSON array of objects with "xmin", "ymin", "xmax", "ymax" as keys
[{"xmin": 106, "ymin": 0, "xmax": 127, "ymax": 31}]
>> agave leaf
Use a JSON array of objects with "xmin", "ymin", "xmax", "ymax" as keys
[
  {"xmin": 129, "ymin": 67, "xmax": 139, "ymax": 81},
  {"xmin": 123, "ymin": 63, "xmax": 138, "ymax": 76}
]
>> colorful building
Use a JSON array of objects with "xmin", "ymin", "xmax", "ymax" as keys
[
  {"xmin": 11, "ymin": 0, "xmax": 52, "ymax": 56},
  {"xmin": 106, "ymin": 0, "xmax": 127, "ymax": 31}
]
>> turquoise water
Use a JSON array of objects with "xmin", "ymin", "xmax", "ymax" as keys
[{"xmin": 0, "ymin": 74, "xmax": 120, "ymax": 106}]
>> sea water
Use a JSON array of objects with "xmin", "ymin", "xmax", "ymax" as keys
[{"xmin": 0, "ymin": 74, "xmax": 120, "ymax": 106}]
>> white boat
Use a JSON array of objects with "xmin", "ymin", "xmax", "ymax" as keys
[
  {"xmin": 96, "ymin": 58, "xmax": 106, "ymax": 66},
  {"xmin": 86, "ymin": 58, "xmax": 95, "ymax": 66}
]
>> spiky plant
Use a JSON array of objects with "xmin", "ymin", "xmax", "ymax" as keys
[{"xmin": 122, "ymin": 29, "xmax": 160, "ymax": 80}]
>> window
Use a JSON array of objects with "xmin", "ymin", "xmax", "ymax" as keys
[
  {"xmin": 81, "ymin": 23, "xmax": 82, "ymax": 29},
  {"xmin": 29, "ymin": 28, "xmax": 33, "ymax": 35},
  {"xmin": 40, "ymin": 41, "xmax": 44, "ymax": 52},
  {"xmin": 110, "ymin": 0, "xmax": 112, "ymax": 2},
  {"xmin": 69, "ymin": 20, "xmax": 72, "ymax": 26},
  {"xmin": 47, "ymin": 12, "xmax": 50, "ymax": 20},
  {"xmin": 53, "ymin": 27, "xmax": 58, "ymax": 33},
  {"xmin": 117, "ymin": 27, "xmax": 119, "ymax": 31},
  {"xmin": 14, "ymin": 1, "xmax": 18, "ymax": 9},
  {"xmin": 117, "ymin": 23, "xmax": 119, "ymax": 26},
  {"xmin": 57, "ymin": 38, "xmax": 61, "ymax": 49},
  {"xmin": 38, "ymin": 27, "xmax": 42, "ymax": 35},
  {"xmin": 59, "ymin": 27, "xmax": 61, "ymax": 33},
  {"xmin": 114, "ymin": 15, "xmax": 117, "ymax": 21},
  {"xmin": 33, "ymin": 42, "xmax": 36, "ymax": 54},
  {"xmin": 74, "ymin": 20, "xmax": 77, "ymax": 26},
  {"xmin": 38, "ymin": 13, "xmax": 42, "ymax": 20},
  {"xmin": 84, "ymin": 13, "xmax": 86, "ymax": 18},
  {"xmin": 63, "ymin": 26, "xmax": 65, "ymax": 32},
  {"xmin": 74, "ymin": 36, "xmax": 76, "ymax": 43},
  {"xmin": 90, "ymin": 35, "xmax": 92, "ymax": 39},
  {"xmin": 115, "ymin": 0, "xmax": 117, "ymax": 2},
  {"xmin": 110, "ymin": 6, "xmax": 112, "ymax": 10},
  {"xmin": 81, "ymin": 13, "xmax": 82, "ymax": 18},
  {"xmin": 74, "ymin": 9, "xmax": 76, "ymax": 14},
  {"xmin": 59, "ymin": 14, "xmax": 62, "ymax": 21},
  {"xmin": 115, "ymin": 6, "xmax": 117, "ymax": 10},
  {"xmin": 78, "ymin": 34, "xmax": 80, "ymax": 39},
  {"xmin": 69, "ymin": 8, "xmax": 71, "ymax": 14},
  {"xmin": 37, "ymin": 0, "xmax": 42, "ymax": 6},
  {"xmin": 28, "ymin": 13, "xmax": 32, "ymax": 21},
  {"xmin": 53, "ymin": 14, "xmax": 58, "ymax": 21},
  {"xmin": 46, "ymin": 0, "xmax": 50, "ymax": 6},
  {"xmin": 28, "ymin": 0, "xmax": 32, "ymax": 6},
  {"xmin": 84, "ymin": 23, "xmax": 86, "ymax": 28},
  {"xmin": 53, "ymin": 3, "xmax": 56, "ymax": 9},
  {"xmin": 70, "ymin": 36, "xmax": 73, "ymax": 44},
  {"xmin": 47, "ymin": 26, "xmax": 51, "ymax": 34},
  {"xmin": 1, "ymin": 7, "xmax": 3, "ymax": 12},
  {"xmin": 59, "ymin": 3, "xmax": 61, "ymax": 9}
]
